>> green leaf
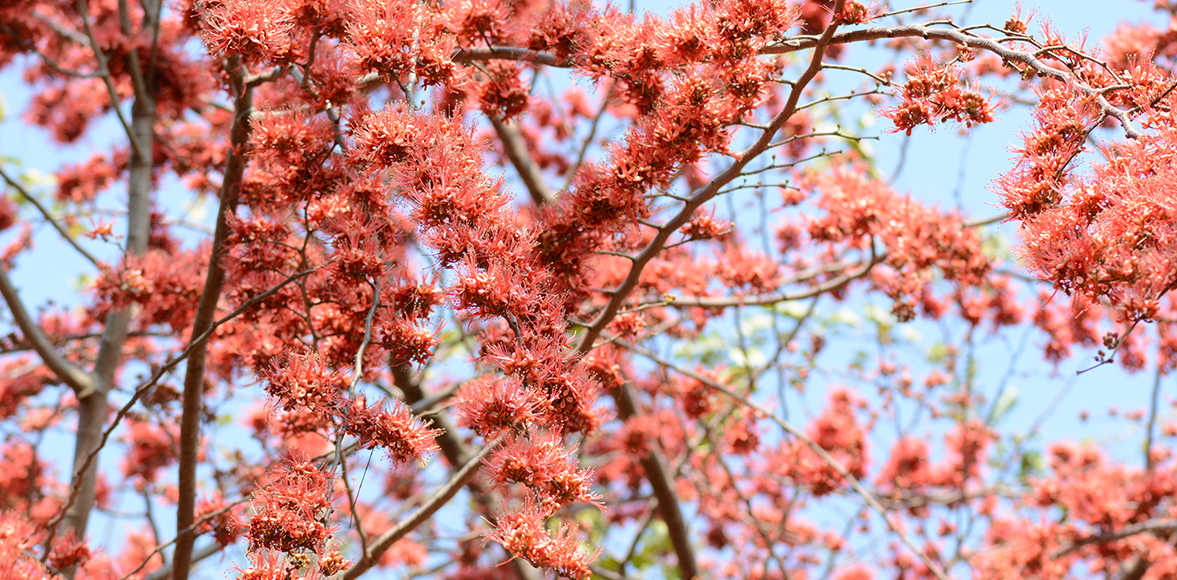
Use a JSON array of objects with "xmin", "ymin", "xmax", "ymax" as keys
[
  {"xmin": 827, "ymin": 306, "xmax": 862, "ymax": 328},
  {"xmin": 595, "ymin": 556, "xmax": 621, "ymax": 575},
  {"xmin": 981, "ymin": 231, "xmax": 1013, "ymax": 262},
  {"xmin": 729, "ymin": 346, "xmax": 766, "ymax": 369},
  {"xmin": 673, "ymin": 332, "xmax": 726, "ymax": 364},
  {"xmin": 775, "ymin": 301, "xmax": 811, "ymax": 318},
  {"xmin": 576, "ymin": 507, "xmax": 606, "ymax": 545},
  {"xmin": 927, "ymin": 342, "xmax": 949, "ymax": 364},
  {"xmin": 738, "ymin": 313, "xmax": 773, "ymax": 336},
  {"xmin": 898, "ymin": 325, "xmax": 922, "ymax": 343},
  {"xmin": 990, "ymin": 386, "xmax": 1018, "ymax": 424},
  {"xmin": 864, "ymin": 302, "xmax": 896, "ymax": 329},
  {"xmin": 1019, "ymin": 449, "xmax": 1043, "ymax": 482},
  {"xmin": 20, "ymin": 168, "xmax": 55, "ymax": 189}
]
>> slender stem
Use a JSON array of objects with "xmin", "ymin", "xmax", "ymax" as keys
[
  {"xmin": 490, "ymin": 115, "xmax": 556, "ymax": 205},
  {"xmin": 40, "ymin": 267, "xmax": 312, "ymax": 569},
  {"xmin": 1144, "ymin": 363, "xmax": 1164, "ymax": 472},
  {"xmin": 73, "ymin": 0, "xmax": 145, "ymax": 157},
  {"xmin": 614, "ymin": 383, "xmax": 699, "ymax": 580},
  {"xmin": 1051, "ymin": 518, "xmax": 1177, "ymax": 558}
]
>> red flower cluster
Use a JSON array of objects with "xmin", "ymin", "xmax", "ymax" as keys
[
  {"xmin": 880, "ymin": 55, "xmax": 998, "ymax": 136},
  {"xmin": 0, "ymin": 511, "xmax": 56, "ymax": 580},
  {"xmin": 484, "ymin": 434, "xmax": 603, "ymax": 512},
  {"xmin": 770, "ymin": 388, "xmax": 869, "ymax": 497},
  {"xmin": 245, "ymin": 458, "xmax": 337, "ymax": 555},
  {"xmin": 263, "ymin": 351, "xmax": 440, "ymax": 465},
  {"xmin": 487, "ymin": 500, "xmax": 601, "ymax": 580},
  {"xmin": 803, "ymin": 168, "xmax": 991, "ymax": 320}
]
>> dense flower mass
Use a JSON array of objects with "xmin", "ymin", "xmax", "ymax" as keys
[
  {"xmin": 5, "ymin": 1, "xmax": 1177, "ymax": 580},
  {"xmin": 244, "ymin": 458, "xmax": 337, "ymax": 555}
]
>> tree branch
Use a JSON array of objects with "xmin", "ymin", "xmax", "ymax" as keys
[
  {"xmin": 142, "ymin": 543, "xmax": 222, "ymax": 580},
  {"xmin": 489, "ymin": 115, "xmax": 556, "ymax": 206},
  {"xmin": 0, "ymin": 264, "xmax": 93, "ymax": 394},
  {"xmin": 172, "ymin": 56, "xmax": 253, "ymax": 580},
  {"xmin": 41, "ymin": 267, "xmax": 314, "ymax": 569},
  {"xmin": 393, "ymin": 367, "xmax": 544, "ymax": 580},
  {"xmin": 658, "ymin": 254, "xmax": 885, "ymax": 309},
  {"xmin": 1051, "ymin": 519, "xmax": 1177, "ymax": 559},
  {"xmin": 452, "ymin": 23, "xmax": 1145, "ymax": 138},
  {"xmin": 574, "ymin": 0, "xmax": 847, "ymax": 355},
  {"xmin": 342, "ymin": 435, "xmax": 505, "ymax": 580},
  {"xmin": 57, "ymin": 0, "xmax": 158, "ymax": 551},
  {"xmin": 619, "ymin": 338, "xmax": 954, "ymax": 580},
  {"xmin": 614, "ymin": 383, "xmax": 700, "ymax": 580},
  {"xmin": 72, "ymin": 0, "xmax": 146, "ymax": 157},
  {"xmin": 0, "ymin": 164, "xmax": 101, "ymax": 267}
]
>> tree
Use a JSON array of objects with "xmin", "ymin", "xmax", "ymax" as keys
[{"xmin": 1, "ymin": 0, "xmax": 1177, "ymax": 578}]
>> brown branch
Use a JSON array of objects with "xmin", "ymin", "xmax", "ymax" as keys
[
  {"xmin": 1051, "ymin": 519, "xmax": 1177, "ymax": 559},
  {"xmin": 452, "ymin": 46, "xmax": 565, "ymax": 67},
  {"xmin": 120, "ymin": 497, "xmax": 249, "ymax": 580},
  {"xmin": 619, "ymin": 339, "xmax": 954, "ymax": 580},
  {"xmin": 56, "ymin": 1, "xmax": 158, "ymax": 553},
  {"xmin": 0, "ymin": 20, "xmax": 98, "ymax": 79},
  {"xmin": 562, "ymin": 11, "xmax": 854, "ymax": 580},
  {"xmin": 142, "ymin": 544, "xmax": 222, "ymax": 580},
  {"xmin": 72, "ymin": 0, "xmax": 145, "ymax": 157},
  {"xmin": 116, "ymin": 0, "xmax": 149, "ymax": 100},
  {"xmin": 171, "ymin": 56, "xmax": 253, "ymax": 580},
  {"xmin": 765, "ymin": 24, "xmax": 1141, "ymax": 137},
  {"xmin": 659, "ymin": 254, "xmax": 885, "ymax": 309},
  {"xmin": 40, "ymin": 266, "xmax": 313, "ymax": 569},
  {"xmin": 0, "ymin": 164, "xmax": 101, "ymax": 266},
  {"xmin": 392, "ymin": 366, "xmax": 543, "ymax": 580},
  {"xmin": 631, "ymin": 211, "xmax": 1002, "ymax": 310},
  {"xmin": 342, "ymin": 435, "xmax": 505, "ymax": 580},
  {"xmin": 337, "ymin": 280, "xmax": 382, "ymax": 555},
  {"xmin": 872, "ymin": 485, "xmax": 1026, "ymax": 510},
  {"xmin": 574, "ymin": 0, "xmax": 847, "ymax": 356},
  {"xmin": 0, "ymin": 265, "xmax": 93, "ymax": 394},
  {"xmin": 489, "ymin": 115, "xmax": 556, "ymax": 205},
  {"xmin": 562, "ymin": 86, "xmax": 612, "ymax": 189},
  {"xmin": 32, "ymin": 12, "xmax": 90, "ymax": 45},
  {"xmin": 453, "ymin": 23, "xmax": 1142, "ymax": 137},
  {"xmin": 1145, "ymin": 364, "xmax": 1164, "ymax": 472},
  {"xmin": 614, "ymin": 383, "xmax": 700, "ymax": 580}
]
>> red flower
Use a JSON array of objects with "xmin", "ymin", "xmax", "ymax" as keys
[{"xmin": 340, "ymin": 394, "xmax": 440, "ymax": 465}]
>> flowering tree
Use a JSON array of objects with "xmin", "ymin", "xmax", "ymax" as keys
[{"xmin": 2, "ymin": 0, "xmax": 1177, "ymax": 578}]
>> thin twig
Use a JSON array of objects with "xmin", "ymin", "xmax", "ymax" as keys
[
  {"xmin": 72, "ymin": 0, "xmax": 145, "ymax": 157},
  {"xmin": 489, "ymin": 115, "xmax": 556, "ymax": 205},
  {"xmin": 619, "ymin": 339, "xmax": 955, "ymax": 580},
  {"xmin": 574, "ymin": 0, "xmax": 848, "ymax": 355},
  {"xmin": 0, "ymin": 265, "xmax": 94, "ymax": 395},
  {"xmin": 39, "ymin": 268, "xmax": 314, "ymax": 561},
  {"xmin": 1144, "ymin": 364, "xmax": 1164, "ymax": 472},
  {"xmin": 1050, "ymin": 519, "xmax": 1177, "ymax": 559},
  {"xmin": 0, "ymin": 165, "xmax": 101, "ymax": 266},
  {"xmin": 342, "ymin": 435, "xmax": 505, "ymax": 579}
]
